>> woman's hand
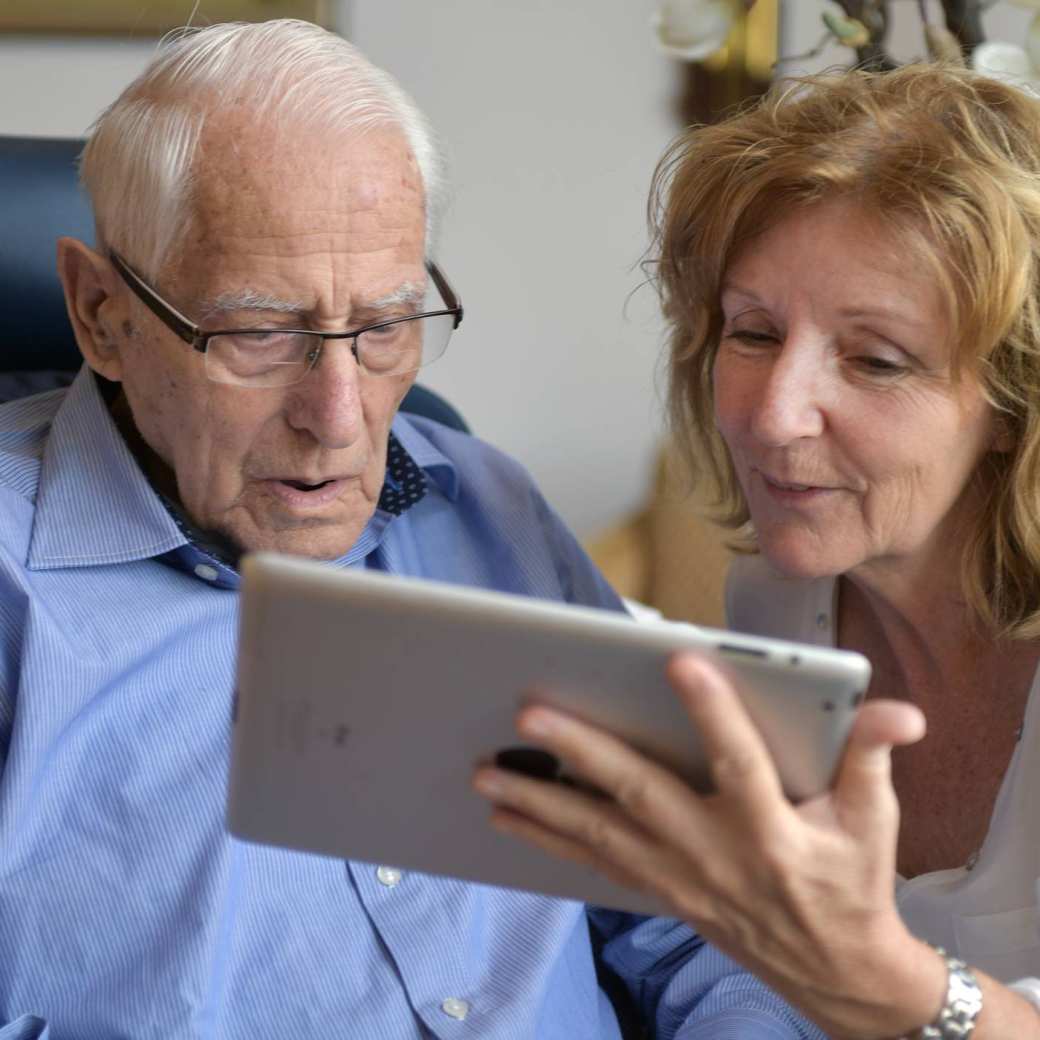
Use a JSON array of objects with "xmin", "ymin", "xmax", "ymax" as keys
[{"xmin": 472, "ymin": 651, "xmax": 941, "ymax": 1040}]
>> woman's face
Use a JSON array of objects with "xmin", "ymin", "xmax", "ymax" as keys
[{"xmin": 713, "ymin": 199, "xmax": 1003, "ymax": 585}]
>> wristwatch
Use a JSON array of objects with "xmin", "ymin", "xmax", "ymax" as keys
[{"xmin": 908, "ymin": 947, "xmax": 983, "ymax": 1039}]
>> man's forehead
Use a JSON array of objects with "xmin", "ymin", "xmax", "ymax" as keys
[{"xmin": 189, "ymin": 119, "xmax": 424, "ymax": 241}]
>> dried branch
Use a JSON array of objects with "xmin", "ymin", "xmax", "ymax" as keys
[
  {"xmin": 939, "ymin": 0, "xmax": 986, "ymax": 57},
  {"xmin": 830, "ymin": 0, "xmax": 985, "ymax": 70},
  {"xmin": 832, "ymin": 0, "xmax": 899, "ymax": 70}
]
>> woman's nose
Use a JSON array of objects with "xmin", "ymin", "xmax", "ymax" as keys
[{"xmin": 748, "ymin": 340, "xmax": 826, "ymax": 447}]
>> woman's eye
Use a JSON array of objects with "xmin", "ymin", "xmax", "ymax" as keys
[
  {"xmin": 725, "ymin": 329, "xmax": 777, "ymax": 347},
  {"xmin": 853, "ymin": 355, "xmax": 908, "ymax": 377}
]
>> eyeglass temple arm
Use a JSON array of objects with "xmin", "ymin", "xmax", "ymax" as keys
[
  {"xmin": 426, "ymin": 261, "xmax": 463, "ymax": 329},
  {"xmin": 109, "ymin": 252, "xmax": 200, "ymax": 348},
  {"xmin": 111, "ymin": 251, "xmax": 461, "ymax": 343}
]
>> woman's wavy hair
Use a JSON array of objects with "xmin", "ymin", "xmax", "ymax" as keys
[{"xmin": 651, "ymin": 63, "xmax": 1040, "ymax": 638}]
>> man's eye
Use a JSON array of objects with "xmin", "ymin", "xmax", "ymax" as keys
[
  {"xmin": 365, "ymin": 323, "xmax": 404, "ymax": 340},
  {"xmin": 235, "ymin": 331, "xmax": 297, "ymax": 347}
]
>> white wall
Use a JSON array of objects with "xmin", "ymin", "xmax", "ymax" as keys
[
  {"xmin": 345, "ymin": 1, "xmax": 678, "ymax": 539},
  {"xmin": 0, "ymin": 2, "xmax": 678, "ymax": 539},
  {"xmin": 0, "ymin": 36, "xmax": 154, "ymax": 137}
]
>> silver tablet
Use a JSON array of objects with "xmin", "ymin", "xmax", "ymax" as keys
[{"xmin": 227, "ymin": 552, "xmax": 870, "ymax": 914}]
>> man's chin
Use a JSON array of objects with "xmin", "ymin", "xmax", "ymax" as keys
[{"xmin": 224, "ymin": 517, "xmax": 370, "ymax": 562}]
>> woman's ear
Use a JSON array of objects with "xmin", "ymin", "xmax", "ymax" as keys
[{"xmin": 57, "ymin": 238, "xmax": 126, "ymax": 382}]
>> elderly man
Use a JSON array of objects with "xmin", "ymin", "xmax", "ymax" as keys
[{"xmin": 0, "ymin": 19, "xmax": 822, "ymax": 1040}]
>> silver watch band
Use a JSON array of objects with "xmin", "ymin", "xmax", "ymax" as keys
[{"xmin": 909, "ymin": 947, "xmax": 983, "ymax": 1040}]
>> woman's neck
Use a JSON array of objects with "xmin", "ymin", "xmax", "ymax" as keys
[{"xmin": 836, "ymin": 564, "xmax": 1038, "ymax": 710}]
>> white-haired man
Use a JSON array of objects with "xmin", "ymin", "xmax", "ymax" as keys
[{"xmin": 0, "ymin": 20, "xmax": 824, "ymax": 1040}]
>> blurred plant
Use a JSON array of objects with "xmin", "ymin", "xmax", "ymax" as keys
[
  {"xmin": 652, "ymin": 0, "xmax": 1007, "ymax": 75},
  {"xmin": 652, "ymin": 0, "xmax": 747, "ymax": 60},
  {"xmin": 972, "ymin": 1, "xmax": 1040, "ymax": 89}
]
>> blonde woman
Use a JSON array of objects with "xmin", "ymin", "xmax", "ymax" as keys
[{"xmin": 475, "ymin": 65, "xmax": 1040, "ymax": 1038}]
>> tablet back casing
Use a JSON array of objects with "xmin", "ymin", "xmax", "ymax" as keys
[{"xmin": 228, "ymin": 553, "xmax": 870, "ymax": 915}]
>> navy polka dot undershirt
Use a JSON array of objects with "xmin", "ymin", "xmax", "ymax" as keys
[{"xmin": 377, "ymin": 431, "xmax": 428, "ymax": 516}]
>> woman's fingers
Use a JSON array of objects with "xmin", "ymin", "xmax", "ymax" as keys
[
  {"xmin": 666, "ymin": 652, "xmax": 787, "ymax": 815},
  {"xmin": 833, "ymin": 698, "xmax": 926, "ymax": 839},
  {"xmin": 850, "ymin": 698, "xmax": 927, "ymax": 748},
  {"xmin": 486, "ymin": 649, "xmax": 792, "ymax": 851},
  {"xmin": 509, "ymin": 701, "xmax": 711, "ymax": 840},
  {"xmin": 473, "ymin": 765, "xmax": 664, "ymax": 893}
]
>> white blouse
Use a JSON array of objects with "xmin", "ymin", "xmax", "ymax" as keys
[{"xmin": 725, "ymin": 554, "xmax": 1040, "ymax": 1004}]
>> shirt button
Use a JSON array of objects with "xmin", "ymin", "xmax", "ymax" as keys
[
  {"xmin": 441, "ymin": 997, "xmax": 470, "ymax": 1021},
  {"xmin": 376, "ymin": 865, "xmax": 402, "ymax": 887},
  {"xmin": 194, "ymin": 563, "xmax": 219, "ymax": 581},
  {"xmin": 815, "ymin": 612, "xmax": 829, "ymax": 630}
]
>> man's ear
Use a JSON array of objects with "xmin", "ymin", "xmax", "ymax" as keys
[{"xmin": 57, "ymin": 237, "xmax": 127, "ymax": 382}]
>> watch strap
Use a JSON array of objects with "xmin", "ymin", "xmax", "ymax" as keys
[{"xmin": 909, "ymin": 946, "xmax": 982, "ymax": 1040}]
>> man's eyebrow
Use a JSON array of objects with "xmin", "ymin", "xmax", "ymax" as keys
[
  {"xmin": 199, "ymin": 289, "xmax": 308, "ymax": 320},
  {"xmin": 365, "ymin": 281, "xmax": 426, "ymax": 313},
  {"xmin": 197, "ymin": 281, "xmax": 427, "ymax": 322}
]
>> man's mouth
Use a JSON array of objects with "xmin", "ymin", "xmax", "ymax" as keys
[
  {"xmin": 264, "ymin": 476, "xmax": 354, "ymax": 509},
  {"xmin": 281, "ymin": 478, "xmax": 336, "ymax": 492}
]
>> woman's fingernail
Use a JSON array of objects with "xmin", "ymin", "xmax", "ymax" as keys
[
  {"xmin": 518, "ymin": 708, "xmax": 555, "ymax": 738},
  {"xmin": 474, "ymin": 770, "xmax": 506, "ymax": 799}
]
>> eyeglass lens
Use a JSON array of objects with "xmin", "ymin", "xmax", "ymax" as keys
[{"xmin": 204, "ymin": 311, "xmax": 456, "ymax": 388}]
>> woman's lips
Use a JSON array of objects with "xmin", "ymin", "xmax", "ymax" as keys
[
  {"xmin": 263, "ymin": 477, "xmax": 354, "ymax": 509},
  {"xmin": 758, "ymin": 472, "xmax": 838, "ymax": 506}
]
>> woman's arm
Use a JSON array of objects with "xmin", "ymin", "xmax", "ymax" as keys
[{"xmin": 472, "ymin": 653, "xmax": 1040, "ymax": 1039}]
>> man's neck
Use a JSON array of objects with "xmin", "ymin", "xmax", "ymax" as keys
[{"xmin": 106, "ymin": 382, "xmax": 243, "ymax": 567}]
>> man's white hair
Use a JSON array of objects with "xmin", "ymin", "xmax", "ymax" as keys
[{"xmin": 81, "ymin": 19, "xmax": 447, "ymax": 279}]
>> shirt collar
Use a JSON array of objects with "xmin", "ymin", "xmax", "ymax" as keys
[
  {"xmin": 389, "ymin": 410, "xmax": 460, "ymax": 502},
  {"xmin": 28, "ymin": 368, "xmax": 185, "ymax": 571},
  {"xmin": 27, "ymin": 369, "xmax": 461, "ymax": 572}
]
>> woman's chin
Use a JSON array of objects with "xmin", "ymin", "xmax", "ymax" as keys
[{"xmin": 756, "ymin": 533, "xmax": 851, "ymax": 583}]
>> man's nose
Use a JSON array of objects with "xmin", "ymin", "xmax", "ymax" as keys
[
  {"xmin": 748, "ymin": 339, "xmax": 827, "ymax": 447},
  {"xmin": 284, "ymin": 340, "xmax": 365, "ymax": 448}
]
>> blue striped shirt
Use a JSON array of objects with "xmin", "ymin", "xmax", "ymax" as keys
[{"xmin": 0, "ymin": 368, "xmax": 823, "ymax": 1040}]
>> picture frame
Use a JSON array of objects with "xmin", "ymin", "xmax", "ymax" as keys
[{"xmin": 0, "ymin": 1, "xmax": 328, "ymax": 36}]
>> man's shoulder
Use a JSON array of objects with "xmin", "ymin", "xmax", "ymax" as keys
[
  {"xmin": 395, "ymin": 413, "xmax": 623, "ymax": 612},
  {"xmin": 0, "ymin": 385, "xmax": 69, "ymax": 504},
  {"xmin": 396, "ymin": 412, "xmax": 543, "ymax": 499},
  {"xmin": 396, "ymin": 412, "xmax": 568, "ymax": 537}
]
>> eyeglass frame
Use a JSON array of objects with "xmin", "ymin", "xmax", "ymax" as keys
[{"xmin": 108, "ymin": 250, "xmax": 464, "ymax": 376}]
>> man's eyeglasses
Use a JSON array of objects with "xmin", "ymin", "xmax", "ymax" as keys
[{"xmin": 109, "ymin": 251, "xmax": 463, "ymax": 389}]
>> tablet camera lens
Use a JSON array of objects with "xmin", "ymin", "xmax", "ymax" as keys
[{"xmin": 495, "ymin": 746, "xmax": 561, "ymax": 782}]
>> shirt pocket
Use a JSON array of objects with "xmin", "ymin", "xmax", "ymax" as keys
[{"xmin": 954, "ymin": 903, "xmax": 1040, "ymax": 981}]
